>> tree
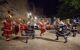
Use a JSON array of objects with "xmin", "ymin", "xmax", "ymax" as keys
[{"xmin": 57, "ymin": 0, "xmax": 80, "ymax": 18}]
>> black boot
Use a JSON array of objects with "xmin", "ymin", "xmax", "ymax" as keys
[
  {"xmin": 25, "ymin": 37, "xmax": 29, "ymax": 43},
  {"xmin": 73, "ymin": 32, "xmax": 76, "ymax": 37},
  {"xmin": 32, "ymin": 34, "xmax": 35, "ymax": 39},
  {"xmin": 55, "ymin": 36, "xmax": 59, "ymax": 40},
  {"xmin": 64, "ymin": 36, "xmax": 67, "ymax": 43}
]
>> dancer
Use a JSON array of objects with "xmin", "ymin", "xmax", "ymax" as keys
[
  {"xmin": 39, "ymin": 19, "xmax": 46, "ymax": 36},
  {"xmin": 2, "ymin": 16, "xmax": 12, "ymax": 41},
  {"xmin": 55, "ymin": 18, "xmax": 70, "ymax": 43},
  {"xmin": 12, "ymin": 19, "xmax": 20, "ymax": 38},
  {"xmin": 20, "ymin": 20, "xmax": 27, "ymax": 36}
]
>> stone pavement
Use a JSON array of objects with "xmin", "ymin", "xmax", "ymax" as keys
[{"xmin": 0, "ymin": 30, "xmax": 80, "ymax": 50}]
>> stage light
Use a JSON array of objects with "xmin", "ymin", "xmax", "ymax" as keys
[
  {"xmin": 27, "ymin": 12, "xmax": 32, "ymax": 16},
  {"xmin": 27, "ymin": 12, "xmax": 32, "ymax": 18},
  {"xmin": 34, "ymin": 16, "xmax": 38, "ymax": 20}
]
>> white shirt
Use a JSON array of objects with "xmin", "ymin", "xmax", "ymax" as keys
[{"xmin": 59, "ymin": 21, "xmax": 65, "ymax": 25}]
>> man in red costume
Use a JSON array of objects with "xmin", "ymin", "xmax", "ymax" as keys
[
  {"xmin": 39, "ymin": 19, "xmax": 46, "ymax": 36},
  {"xmin": 2, "ymin": 16, "xmax": 12, "ymax": 41},
  {"xmin": 20, "ymin": 21, "xmax": 28, "ymax": 36}
]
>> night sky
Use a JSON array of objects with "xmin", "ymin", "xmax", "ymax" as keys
[{"xmin": 28, "ymin": 0, "xmax": 59, "ymax": 16}]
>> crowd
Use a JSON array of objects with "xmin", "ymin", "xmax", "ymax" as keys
[
  {"xmin": 1, "ymin": 11, "xmax": 80, "ymax": 43},
  {"xmin": 1, "ymin": 14, "xmax": 48, "ymax": 43}
]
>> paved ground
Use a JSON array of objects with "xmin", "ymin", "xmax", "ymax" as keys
[{"xmin": 0, "ymin": 30, "xmax": 80, "ymax": 50}]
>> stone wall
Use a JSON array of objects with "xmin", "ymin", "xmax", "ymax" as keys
[{"xmin": 0, "ymin": 0, "xmax": 28, "ymax": 18}]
